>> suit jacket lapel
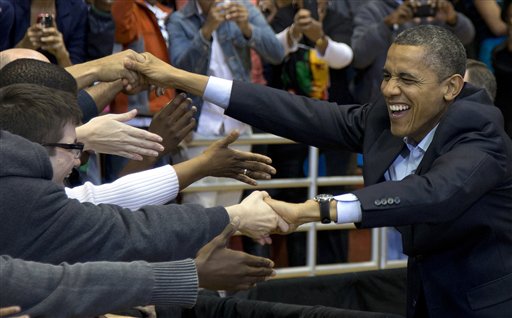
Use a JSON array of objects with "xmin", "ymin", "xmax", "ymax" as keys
[{"xmin": 363, "ymin": 129, "xmax": 404, "ymax": 185}]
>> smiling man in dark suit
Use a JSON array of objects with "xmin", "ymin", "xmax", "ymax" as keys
[{"xmin": 124, "ymin": 25, "xmax": 512, "ymax": 317}]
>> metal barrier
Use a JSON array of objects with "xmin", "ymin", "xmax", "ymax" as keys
[{"xmin": 184, "ymin": 134, "xmax": 406, "ymax": 279}]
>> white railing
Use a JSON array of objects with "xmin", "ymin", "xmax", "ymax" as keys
[{"xmin": 184, "ymin": 134, "xmax": 406, "ymax": 278}]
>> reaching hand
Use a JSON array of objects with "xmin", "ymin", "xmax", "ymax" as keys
[
  {"xmin": 76, "ymin": 110, "xmax": 165, "ymax": 160},
  {"xmin": 227, "ymin": 191, "xmax": 290, "ymax": 242},
  {"xmin": 200, "ymin": 130, "xmax": 276, "ymax": 185},
  {"xmin": 195, "ymin": 218, "xmax": 275, "ymax": 291},
  {"xmin": 148, "ymin": 93, "xmax": 197, "ymax": 156}
]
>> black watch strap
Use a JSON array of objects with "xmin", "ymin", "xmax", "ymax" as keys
[{"xmin": 319, "ymin": 200, "xmax": 331, "ymax": 224}]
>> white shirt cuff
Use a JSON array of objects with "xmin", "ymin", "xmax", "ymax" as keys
[
  {"xmin": 334, "ymin": 193, "xmax": 362, "ymax": 223},
  {"xmin": 203, "ymin": 76, "xmax": 233, "ymax": 110},
  {"xmin": 319, "ymin": 38, "xmax": 353, "ymax": 69}
]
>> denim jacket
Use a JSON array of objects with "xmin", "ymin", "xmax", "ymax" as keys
[{"xmin": 166, "ymin": 0, "xmax": 284, "ymax": 118}]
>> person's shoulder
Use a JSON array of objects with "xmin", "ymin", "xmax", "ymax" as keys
[
  {"xmin": 443, "ymin": 86, "xmax": 505, "ymax": 133},
  {"xmin": 0, "ymin": 130, "xmax": 53, "ymax": 181}
]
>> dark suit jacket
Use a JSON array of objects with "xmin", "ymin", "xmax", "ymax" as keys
[{"xmin": 226, "ymin": 81, "xmax": 512, "ymax": 317}]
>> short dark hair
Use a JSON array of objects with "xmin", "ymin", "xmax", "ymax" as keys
[
  {"xmin": 465, "ymin": 59, "xmax": 497, "ymax": 101},
  {"xmin": 393, "ymin": 25, "xmax": 467, "ymax": 81},
  {"xmin": 0, "ymin": 84, "xmax": 82, "ymax": 148},
  {"xmin": 0, "ymin": 59, "xmax": 77, "ymax": 94}
]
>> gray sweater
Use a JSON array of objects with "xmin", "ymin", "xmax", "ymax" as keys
[
  {"xmin": 0, "ymin": 255, "xmax": 197, "ymax": 317},
  {"xmin": 0, "ymin": 130, "xmax": 229, "ymax": 264}
]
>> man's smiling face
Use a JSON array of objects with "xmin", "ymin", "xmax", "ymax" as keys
[
  {"xmin": 48, "ymin": 122, "xmax": 81, "ymax": 186},
  {"xmin": 381, "ymin": 44, "xmax": 451, "ymax": 143}
]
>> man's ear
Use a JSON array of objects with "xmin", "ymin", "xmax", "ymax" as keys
[{"xmin": 443, "ymin": 74, "xmax": 464, "ymax": 102}]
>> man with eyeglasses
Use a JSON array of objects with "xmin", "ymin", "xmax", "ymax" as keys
[{"xmin": 0, "ymin": 84, "xmax": 289, "ymax": 316}]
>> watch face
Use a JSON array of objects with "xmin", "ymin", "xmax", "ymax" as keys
[{"xmin": 315, "ymin": 194, "xmax": 334, "ymax": 201}]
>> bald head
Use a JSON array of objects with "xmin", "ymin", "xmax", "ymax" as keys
[{"xmin": 0, "ymin": 49, "xmax": 50, "ymax": 70}]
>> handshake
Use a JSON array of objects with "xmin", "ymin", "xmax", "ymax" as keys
[
  {"xmin": 226, "ymin": 190, "xmax": 323, "ymax": 243},
  {"xmin": 194, "ymin": 190, "xmax": 322, "ymax": 291}
]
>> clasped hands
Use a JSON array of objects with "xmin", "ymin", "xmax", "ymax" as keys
[{"xmin": 226, "ymin": 191, "xmax": 313, "ymax": 245}]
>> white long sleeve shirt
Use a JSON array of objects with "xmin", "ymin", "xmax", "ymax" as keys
[{"xmin": 65, "ymin": 165, "xmax": 179, "ymax": 211}]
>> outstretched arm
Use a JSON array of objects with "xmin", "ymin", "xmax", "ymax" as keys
[
  {"xmin": 123, "ymin": 52, "xmax": 209, "ymax": 97},
  {"xmin": 66, "ymin": 50, "xmax": 142, "ymax": 90}
]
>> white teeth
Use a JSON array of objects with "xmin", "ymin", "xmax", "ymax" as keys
[{"xmin": 389, "ymin": 104, "xmax": 410, "ymax": 112}]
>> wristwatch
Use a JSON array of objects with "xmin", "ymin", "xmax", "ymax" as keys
[{"xmin": 314, "ymin": 194, "xmax": 334, "ymax": 224}]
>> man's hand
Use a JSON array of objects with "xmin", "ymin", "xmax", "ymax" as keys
[
  {"xmin": 384, "ymin": 1, "xmax": 414, "ymax": 27},
  {"xmin": 15, "ymin": 24, "xmax": 43, "ymax": 50},
  {"xmin": 201, "ymin": 1, "xmax": 227, "ymax": 40},
  {"xmin": 199, "ymin": 130, "xmax": 276, "ymax": 185},
  {"xmin": 293, "ymin": 9, "xmax": 323, "ymax": 43},
  {"xmin": 123, "ymin": 53, "xmax": 174, "ymax": 89},
  {"xmin": 432, "ymin": 0, "xmax": 458, "ymax": 25},
  {"xmin": 263, "ymin": 197, "xmax": 303, "ymax": 234},
  {"xmin": 76, "ymin": 110, "xmax": 164, "ymax": 160},
  {"xmin": 148, "ymin": 93, "xmax": 197, "ymax": 156},
  {"xmin": 225, "ymin": 2, "xmax": 252, "ymax": 38},
  {"xmin": 195, "ymin": 218, "xmax": 275, "ymax": 291},
  {"xmin": 123, "ymin": 52, "xmax": 209, "ymax": 97},
  {"xmin": 39, "ymin": 26, "xmax": 71, "ymax": 66},
  {"xmin": 66, "ymin": 50, "xmax": 142, "ymax": 90},
  {"xmin": 226, "ymin": 191, "xmax": 289, "ymax": 242}
]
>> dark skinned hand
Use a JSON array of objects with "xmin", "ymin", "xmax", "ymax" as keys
[
  {"xmin": 148, "ymin": 93, "xmax": 197, "ymax": 156},
  {"xmin": 195, "ymin": 218, "xmax": 276, "ymax": 291}
]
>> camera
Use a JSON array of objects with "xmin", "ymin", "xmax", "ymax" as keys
[
  {"xmin": 36, "ymin": 13, "xmax": 53, "ymax": 28},
  {"xmin": 413, "ymin": 1, "xmax": 436, "ymax": 18}
]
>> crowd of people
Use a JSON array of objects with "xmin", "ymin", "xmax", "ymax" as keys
[{"xmin": 0, "ymin": 0, "xmax": 511, "ymax": 317}]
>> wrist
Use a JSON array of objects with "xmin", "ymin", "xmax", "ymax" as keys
[{"xmin": 300, "ymin": 199, "xmax": 323, "ymax": 223}]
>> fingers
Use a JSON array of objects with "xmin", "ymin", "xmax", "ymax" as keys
[
  {"xmin": 108, "ymin": 109, "xmax": 138, "ymax": 123},
  {"xmin": 157, "ymin": 93, "xmax": 188, "ymax": 118},
  {"xmin": 277, "ymin": 216, "xmax": 290, "ymax": 233},
  {"xmin": 215, "ymin": 217, "xmax": 240, "ymax": 247},
  {"xmin": 216, "ymin": 130, "xmax": 240, "ymax": 148},
  {"xmin": 123, "ymin": 56, "xmax": 144, "ymax": 74},
  {"xmin": 244, "ymin": 254, "xmax": 275, "ymax": 269}
]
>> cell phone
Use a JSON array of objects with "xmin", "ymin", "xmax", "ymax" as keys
[
  {"xmin": 36, "ymin": 13, "xmax": 53, "ymax": 28},
  {"xmin": 413, "ymin": 4, "xmax": 436, "ymax": 18}
]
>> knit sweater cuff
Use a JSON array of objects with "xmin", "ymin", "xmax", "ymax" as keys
[{"xmin": 149, "ymin": 258, "xmax": 198, "ymax": 308}]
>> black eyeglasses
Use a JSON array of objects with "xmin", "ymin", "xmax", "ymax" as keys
[{"xmin": 42, "ymin": 142, "xmax": 84, "ymax": 159}]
